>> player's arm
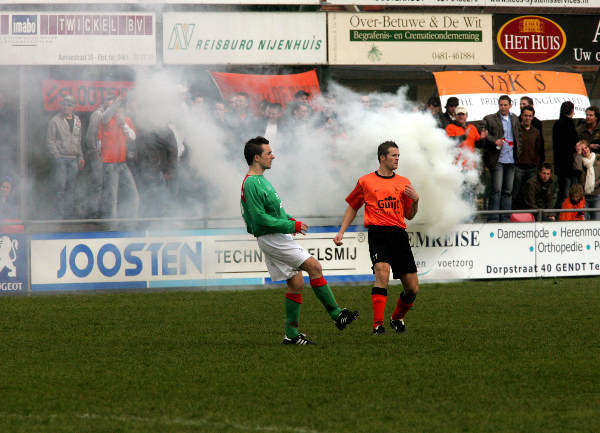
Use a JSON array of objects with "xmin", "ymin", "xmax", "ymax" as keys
[
  {"xmin": 244, "ymin": 183, "xmax": 298, "ymax": 234},
  {"xmin": 333, "ymin": 205, "xmax": 358, "ymax": 246},
  {"xmin": 404, "ymin": 184, "xmax": 420, "ymax": 220},
  {"xmin": 286, "ymin": 215, "xmax": 308, "ymax": 235},
  {"xmin": 334, "ymin": 181, "xmax": 364, "ymax": 245}
]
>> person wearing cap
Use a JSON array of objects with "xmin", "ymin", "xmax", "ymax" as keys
[
  {"xmin": 437, "ymin": 96, "xmax": 459, "ymax": 129},
  {"xmin": 445, "ymin": 106, "xmax": 488, "ymax": 167},
  {"xmin": 46, "ymin": 95, "xmax": 84, "ymax": 218},
  {"xmin": 480, "ymin": 94, "xmax": 521, "ymax": 222},
  {"xmin": 446, "ymin": 106, "xmax": 488, "ymax": 205}
]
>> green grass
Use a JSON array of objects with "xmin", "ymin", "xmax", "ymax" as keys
[{"xmin": 1, "ymin": 278, "xmax": 599, "ymax": 433}]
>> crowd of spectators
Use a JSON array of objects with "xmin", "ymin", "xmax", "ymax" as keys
[
  {"xmin": 435, "ymin": 93, "xmax": 600, "ymax": 222},
  {"xmin": 1, "ymin": 87, "xmax": 599, "ymax": 225}
]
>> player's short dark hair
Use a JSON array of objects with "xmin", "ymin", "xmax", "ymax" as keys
[
  {"xmin": 540, "ymin": 163, "xmax": 552, "ymax": 172},
  {"xmin": 521, "ymin": 105, "xmax": 535, "ymax": 116},
  {"xmin": 378, "ymin": 141, "xmax": 398, "ymax": 162},
  {"xmin": 520, "ymin": 96, "xmax": 534, "ymax": 106},
  {"xmin": 498, "ymin": 94, "xmax": 512, "ymax": 104},
  {"xmin": 244, "ymin": 136, "xmax": 269, "ymax": 166}
]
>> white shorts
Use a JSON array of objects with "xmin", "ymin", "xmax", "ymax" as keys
[{"xmin": 257, "ymin": 233, "xmax": 311, "ymax": 282}]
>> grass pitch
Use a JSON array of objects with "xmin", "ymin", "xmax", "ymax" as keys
[{"xmin": 1, "ymin": 278, "xmax": 599, "ymax": 433}]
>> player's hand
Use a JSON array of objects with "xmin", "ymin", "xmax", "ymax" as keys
[
  {"xmin": 299, "ymin": 222, "xmax": 308, "ymax": 235},
  {"xmin": 404, "ymin": 184, "xmax": 419, "ymax": 201},
  {"xmin": 333, "ymin": 233, "xmax": 344, "ymax": 246}
]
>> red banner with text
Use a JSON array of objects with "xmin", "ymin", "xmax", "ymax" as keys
[{"xmin": 43, "ymin": 80, "xmax": 134, "ymax": 112}]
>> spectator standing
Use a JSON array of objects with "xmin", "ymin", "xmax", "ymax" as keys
[
  {"xmin": 294, "ymin": 90, "xmax": 310, "ymax": 104},
  {"xmin": 259, "ymin": 102, "xmax": 284, "ymax": 142},
  {"xmin": 480, "ymin": 95, "xmax": 521, "ymax": 222},
  {"xmin": 577, "ymin": 106, "xmax": 600, "ymax": 153},
  {"xmin": 133, "ymin": 126, "xmax": 178, "ymax": 217},
  {"xmin": 46, "ymin": 95, "xmax": 84, "ymax": 218},
  {"xmin": 85, "ymin": 93, "xmax": 120, "ymax": 218},
  {"xmin": 212, "ymin": 101, "xmax": 227, "ymax": 127},
  {"xmin": 0, "ymin": 175, "xmax": 18, "ymax": 219},
  {"xmin": 445, "ymin": 106, "xmax": 488, "ymax": 168},
  {"xmin": 0, "ymin": 91, "xmax": 18, "ymax": 182},
  {"xmin": 574, "ymin": 140, "xmax": 600, "ymax": 220},
  {"xmin": 98, "ymin": 100, "xmax": 139, "ymax": 219},
  {"xmin": 445, "ymin": 106, "xmax": 487, "ymax": 205},
  {"xmin": 226, "ymin": 92, "xmax": 257, "ymax": 142},
  {"xmin": 425, "ymin": 96, "xmax": 441, "ymax": 116},
  {"xmin": 513, "ymin": 105, "xmax": 544, "ymax": 204},
  {"xmin": 553, "ymin": 101, "xmax": 579, "ymax": 209},
  {"xmin": 291, "ymin": 102, "xmax": 312, "ymax": 124},
  {"xmin": 515, "ymin": 163, "xmax": 555, "ymax": 221},
  {"xmin": 437, "ymin": 96, "xmax": 459, "ymax": 129},
  {"xmin": 519, "ymin": 96, "xmax": 545, "ymax": 157},
  {"xmin": 559, "ymin": 183, "xmax": 585, "ymax": 221}
]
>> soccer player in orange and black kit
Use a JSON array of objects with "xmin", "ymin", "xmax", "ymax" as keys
[{"xmin": 333, "ymin": 141, "xmax": 420, "ymax": 335}]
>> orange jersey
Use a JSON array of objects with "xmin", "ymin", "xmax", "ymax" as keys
[
  {"xmin": 559, "ymin": 197, "xmax": 585, "ymax": 221},
  {"xmin": 346, "ymin": 172, "xmax": 413, "ymax": 228},
  {"xmin": 445, "ymin": 122, "xmax": 481, "ymax": 169}
]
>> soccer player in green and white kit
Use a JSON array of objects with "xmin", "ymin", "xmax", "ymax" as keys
[{"xmin": 241, "ymin": 136, "xmax": 359, "ymax": 345}]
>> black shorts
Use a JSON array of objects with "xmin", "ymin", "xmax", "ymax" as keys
[{"xmin": 368, "ymin": 226, "xmax": 417, "ymax": 279}]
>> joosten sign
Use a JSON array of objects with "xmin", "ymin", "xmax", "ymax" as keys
[{"xmin": 31, "ymin": 232, "xmax": 204, "ymax": 291}]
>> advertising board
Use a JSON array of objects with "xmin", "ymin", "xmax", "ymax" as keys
[
  {"xmin": 163, "ymin": 12, "xmax": 326, "ymax": 65},
  {"xmin": 494, "ymin": 15, "xmax": 600, "ymax": 65},
  {"xmin": 28, "ymin": 222, "xmax": 600, "ymax": 292},
  {"xmin": 0, "ymin": 233, "xmax": 28, "ymax": 294},
  {"xmin": 434, "ymin": 70, "xmax": 590, "ymax": 121},
  {"xmin": 326, "ymin": 0, "xmax": 598, "ymax": 6},
  {"xmin": 0, "ymin": 12, "xmax": 155, "ymax": 65},
  {"xmin": 328, "ymin": 12, "xmax": 493, "ymax": 65}
]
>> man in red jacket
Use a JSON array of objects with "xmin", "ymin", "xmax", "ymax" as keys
[{"xmin": 98, "ymin": 98, "xmax": 139, "ymax": 219}]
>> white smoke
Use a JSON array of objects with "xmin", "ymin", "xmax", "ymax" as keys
[{"xmin": 129, "ymin": 71, "xmax": 476, "ymax": 236}]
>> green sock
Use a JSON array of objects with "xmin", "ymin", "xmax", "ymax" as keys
[
  {"xmin": 284, "ymin": 295, "xmax": 301, "ymax": 339},
  {"xmin": 311, "ymin": 283, "xmax": 342, "ymax": 320}
]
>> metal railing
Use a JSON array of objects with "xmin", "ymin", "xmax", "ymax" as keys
[{"xmin": 2, "ymin": 208, "xmax": 599, "ymax": 233}]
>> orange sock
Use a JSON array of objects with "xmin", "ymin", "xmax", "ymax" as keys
[
  {"xmin": 371, "ymin": 287, "xmax": 387, "ymax": 328},
  {"xmin": 392, "ymin": 292, "xmax": 415, "ymax": 320}
]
